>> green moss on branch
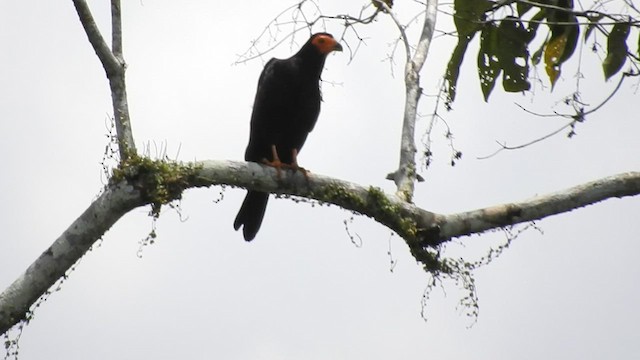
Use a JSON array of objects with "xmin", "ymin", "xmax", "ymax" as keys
[
  {"xmin": 312, "ymin": 183, "xmax": 449, "ymax": 274},
  {"xmin": 111, "ymin": 155, "xmax": 202, "ymax": 216}
]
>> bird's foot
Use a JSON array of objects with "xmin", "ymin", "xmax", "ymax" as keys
[
  {"xmin": 261, "ymin": 145, "xmax": 285, "ymax": 179},
  {"xmin": 261, "ymin": 146, "xmax": 311, "ymax": 183},
  {"xmin": 290, "ymin": 148, "xmax": 310, "ymax": 183},
  {"xmin": 289, "ymin": 163, "xmax": 310, "ymax": 182},
  {"xmin": 261, "ymin": 157, "xmax": 285, "ymax": 180}
]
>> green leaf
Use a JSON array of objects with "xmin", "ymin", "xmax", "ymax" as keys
[
  {"xmin": 519, "ymin": 0, "xmax": 553, "ymax": 15},
  {"xmin": 477, "ymin": 24, "xmax": 501, "ymax": 101},
  {"xmin": 547, "ymin": 0, "xmax": 574, "ymax": 26},
  {"xmin": 547, "ymin": 0, "xmax": 578, "ymax": 61},
  {"xmin": 527, "ymin": 9, "xmax": 547, "ymax": 43},
  {"xmin": 584, "ymin": 14, "xmax": 603, "ymax": 43},
  {"xmin": 603, "ymin": 22, "xmax": 631, "ymax": 80},
  {"xmin": 444, "ymin": 36, "xmax": 473, "ymax": 108},
  {"xmin": 558, "ymin": 17, "xmax": 579, "ymax": 64},
  {"xmin": 544, "ymin": 13, "xmax": 579, "ymax": 88},
  {"xmin": 517, "ymin": 2, "xmax": 533, "ymax": 17},
  {"xmin": 544, "ymin": 33, "xmax": 567, "ymax": 87},
  {"xmin": 446, "ymin": 0, "xmax": 491, "ymax": 107},
  {"xmin": 496, "ymin": 17, "xmax": 531, "ymax": 93},
  {"xmin": 531, "ymin": 36, "xmax": 547, "ymax": 65},
  {"xmin": 454, "ymin": 0, "xmax": 492, "ymax": 38},
  {"xmin": 608, "ymin": 21, "xmax": 631, "ymax": 49}
]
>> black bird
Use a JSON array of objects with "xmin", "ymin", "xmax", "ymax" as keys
[{"xmin": 234, "ymin": 33, "xmax": 343, "ymax": 241}]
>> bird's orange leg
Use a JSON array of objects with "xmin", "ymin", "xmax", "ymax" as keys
[
  {"xmin": 261, "ymin": 145, "xmax": 284, "ymax": 180},
  {"xmin": 291, "ymin": 148, "xmax": 310, "ymax": 182}
]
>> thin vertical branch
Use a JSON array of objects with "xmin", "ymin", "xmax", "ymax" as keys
[
  {"xmin": 72, "ymin": 0, "xmax": 136, "ymax": 160},
  {"xmin": 376, "ymin": 1, "xmax": 411, "ymax": 63},
  {"xmin": 111, "ymin": 0, "xmax": 123, "ymax": 60},
  {"xmin": 412, "ymin": 0, "xmax": 437, "ymax": 71},
  {"xmin": 72, "ymin": 0, "xmax": 120, "ymax": 76},
  {"xmin": 386, "ymin": 0, "xmax": 438, "ymax": 202}
]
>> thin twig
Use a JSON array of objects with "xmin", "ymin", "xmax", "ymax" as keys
[
  {"xmin": 478, "ymin": 70, "xmax": 637, "ymax": 159},
  {"xmin": 477, "ymin": 120, "xmax": 575, "ymax": 159},
  {"xmin": 583, "ymin": 71, "xmax": 633, "ymax": 116},
  {"xmin": 234, "ymin": 2, "xmax": 378, "ymax": 65},
  {"xmin": 373, "ymin": 0, "xmax": 411, "ymax": 63}
]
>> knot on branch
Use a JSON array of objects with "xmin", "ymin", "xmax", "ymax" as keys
[{"xmin": 110, "ymin": 156, "xmax": 202, "ymax": 215}]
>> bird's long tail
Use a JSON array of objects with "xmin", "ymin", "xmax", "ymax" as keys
[{"xmin": 233, "ymin": 191, "xmax": 269, "ymax": 241}]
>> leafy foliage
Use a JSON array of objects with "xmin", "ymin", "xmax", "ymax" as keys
[
  {"xmin": 445, "ymin": 0, "xmax": 640, "ymax": 106},
  {"xmin": 477, "ymin": 23, "xmax": 501, "ymax": 101},
  {"xmin": 603, "ymin": 21, "xmax": 631, "ymax": 80},
  {"xmin": 371, "ymin": 0, "xmax": 393, "ymax": 12},
  {"xmin": 445, "ymin": 0, "xmax": 492, "ymax": 105},
  {"xmin": 450, "ymin": 10, "xmax": 536, "ymax": 104}
]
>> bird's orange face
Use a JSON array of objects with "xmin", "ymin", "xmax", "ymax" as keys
[{"xmin": 311, "ymin": 34, "xmax": 343, "ymax": 54}]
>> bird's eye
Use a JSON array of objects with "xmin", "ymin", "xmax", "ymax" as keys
[{"xmin": 318, "ymin": 38, "xmax": 325, "ymax": 44}]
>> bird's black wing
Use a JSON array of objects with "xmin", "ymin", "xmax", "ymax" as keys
[
  {"xmin": 244, "ymin": 58, "xmax": 296, "ymax": 162},
  {"xmin": 235, "ymin": 58, "xmax": 298, "ymax": 241},
  {"xmin": 244, "ymin": 57, "xmax": 320, "ymax": 164}
]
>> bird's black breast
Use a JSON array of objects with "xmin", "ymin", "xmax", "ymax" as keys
[{"xmin": 244, "ymin": 57, "xmax": 321, "ymax": 164}]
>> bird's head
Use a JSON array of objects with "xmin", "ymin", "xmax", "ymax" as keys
[{"xmin": 310, "ymin": 33, "xmax": 343, "ymax": 55}]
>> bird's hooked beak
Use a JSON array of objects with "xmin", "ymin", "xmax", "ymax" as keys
[{"xmin": 312, "ymin": 34, "xmax": 343, "ymax": 54}]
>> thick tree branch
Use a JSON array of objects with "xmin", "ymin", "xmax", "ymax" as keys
[
  {"xmin": 1, "ymin": 158, "xmax": 638, "ymax": 336},
  {"xmin": 0, "ymin": 183, "xmax": 143, "ymax": 336},
  {"xmin": 387, "ymin": 0, "xmax": 438, "ymax": 202},
  {"xmin": 189, "ymin": 162, "xmax": 640, "ymax": 244},
  {"xmin": 191, "ymin": 161, "xmax": 440, "ymax": 242},
  {"xmin": 72, "ymin": 0, "xmax": 136, "ymax": 160},
  {"xmin": 438, "ymin": 172, "xmax": 640, "ymax": 239}
]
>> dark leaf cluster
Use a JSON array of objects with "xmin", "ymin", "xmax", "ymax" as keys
[{"xmin": 445, "ymin": 0, "xmax": 640, "ymax": 106}]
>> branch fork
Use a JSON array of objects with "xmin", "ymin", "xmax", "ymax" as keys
[{"xmin": 72, "ymin": 0, "xmax": 135, "ymax": 160}]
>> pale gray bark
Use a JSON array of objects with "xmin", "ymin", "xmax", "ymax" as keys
[
  {"xmin": 194, "ymin": 164, "xmax": 640, "ymax": 243},
  {"xmin": 385, "ymin": 0, "xmax": 438, "ymax": 202},
  {"xmin": 1, "ymin": 161, "xmax": 638, "ymax": 335},
  {"xmin": 72, "ymin": 0, "xmax": 135, "ymax": 160},
  {"xmin": 437, "ymin": 172, "xmax": 640, "ymax": 238},
  {"xmin": 72, "ymin": 0, "xmax": 120, "ymax": 76},
  {"xmin": 0, "ymin": 183, "xmax": 143, "ymax": 335}
]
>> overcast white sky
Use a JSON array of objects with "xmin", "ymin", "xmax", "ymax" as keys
[{"xmin": 1, "ymin": 1, "xmax": 639, "ymax": 359}]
